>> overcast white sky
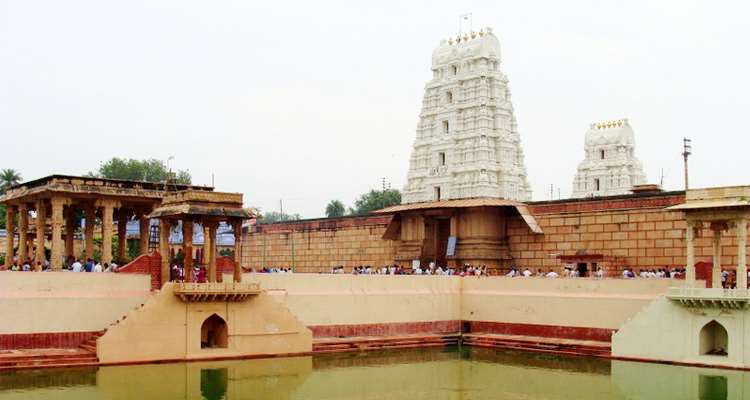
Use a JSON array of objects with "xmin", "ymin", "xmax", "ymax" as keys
[{"xmin": 2, "ymin": 1, "xmax": 748, "ymax": 218}]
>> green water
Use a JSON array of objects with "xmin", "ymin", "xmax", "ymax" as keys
[{"xmin": 0, "ymin": 347, "xmax": 746, "ymax": 399}]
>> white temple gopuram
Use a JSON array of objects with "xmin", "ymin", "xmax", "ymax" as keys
[
  {"xmin": 571, "ymin": 119, "xmax": 647, "ymax": 198},
  {"xmin": 401, "ymin": 28, "xmax": 532, "ymax": 203}
]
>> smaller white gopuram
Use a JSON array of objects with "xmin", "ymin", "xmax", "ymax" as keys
[{"xmin": 571, "ymin": 119, "xmax": 647, "ymax": 198}]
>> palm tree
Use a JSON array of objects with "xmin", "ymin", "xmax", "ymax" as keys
[
  {"xmin": 325, "ymin": 200, "xmax": 346, "ymax": 218},
  {"xmin": 0, "ymin": 169, "xmax": 22, "ymax": 194}
]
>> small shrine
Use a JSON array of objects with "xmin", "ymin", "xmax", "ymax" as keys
[{"xmin": 148, "ymin": 190, "xmax": 253, "ymax": 286}]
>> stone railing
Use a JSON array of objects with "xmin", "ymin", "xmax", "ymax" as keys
[
  {"xmin": 666, "ymin": 287, "xmax": 750, "ymax": 309},
  {"xmin": 173, "ymin": 282, "xmax": 261, "ymax": 302}
]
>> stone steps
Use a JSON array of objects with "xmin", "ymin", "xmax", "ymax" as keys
[
  {"xmin": 0, "ymin": 302, "xmax": 151, "ymax": 371},
  {"xmin": 0, "ymin": 350, "xmax": 99, "ymax": 370},
  {"xmin": 461, "ymin": 333, "xmax": 611, "ymax": 357},
  {"xmin": 313, "ymin": 334, "xmax": 460, "ymax": 353}
]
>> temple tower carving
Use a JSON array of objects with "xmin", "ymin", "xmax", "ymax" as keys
[
  {"xmin": 571, "ymin": 119, "xmax": 647, "ymax": 198},
  {"xmin": 402, "ymin": 28, "xmax": 532, "ymax": 203}
]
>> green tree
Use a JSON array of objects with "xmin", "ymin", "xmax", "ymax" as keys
[
  {"xmin": 257, "ymin": 211, "xmax": 302, "ymax": 224},
  {"xmin": 0, "ymin": 169, "xmax": 22, "ymax": 193},
  {"xmin": 325, "ymin": 200, "xmax": 346, "ymax": 218},
  {"xmin": 90, "ymin": 158, "xmax": 191, "ymax": 184},
  {"xmin": 0, "ymin": 169, "xmax": 22, "ymax": 229},
  {"xmin": 350, "ymin": 189, "xmax": 401, "ymax": 215}
]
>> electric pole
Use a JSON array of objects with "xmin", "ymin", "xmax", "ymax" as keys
[{"xmin": 682, "ymin": 138, "xmax": 692, "ymax": 190}]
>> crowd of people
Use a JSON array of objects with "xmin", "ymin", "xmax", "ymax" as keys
[
  {"xmin": 621, "ymin": 267, "xmax": 685, "ymax": 279},
  {"xmin": 259, "ymin": 267, "xmax": 294, "ymax": 273},
  {"xmin": 169, "ymin": 264, "xmax": 209, "ymax": 282},
  {"xmin": 7, "ymin": 255, "xmax": 746, "ymax": 287},
  {"xmin": 718, "ymin": 269, "xmax": 750, "ymax": 289},
  {"xmin": 4, "ymin": 256, "xmax": 118, "ymax": 272},
  {"xmin": 330, "ymin": 263, "xmax": 491, "ymax": 276}
]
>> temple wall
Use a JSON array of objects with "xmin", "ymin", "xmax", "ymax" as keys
[
  {"xmin": 243, "ymin": 273, "xmax": 462, "ymax": 336},
  {"xmin": 241, "ymin": 273, "xmax": 674, "ymax": 340},
  {"xmin": 0, "ymin": 271, "xmax": 686, "ymax": 357},
  {"xmin": 511, "ymin": 193, "xmax": 750, "ymax": 272},
  {"xmin": 242, "ymin": 216, "xmax": 397, "ymax": 273},
  {"xmin": 240, "ymin": 192, "xmax": 749, "ymax": 274},
  {"xmin": 0, "ymin": 272, "xmax": 150, "ymax": 335},
  {"xmin": 461, "ymin": 277, "xmax": 677, "ymax": 340}
]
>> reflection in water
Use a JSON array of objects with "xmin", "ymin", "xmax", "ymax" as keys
[
  {"xmin": 699, "ymin": 375, "xmax": 727, "ymax": 400},
  {"xmin": 0, "ymin": 347, "xmax": 747, "ymax": 400},
  {"xmin": 201, "ymin": 369, "xmax": 227, "ymax": 400}
]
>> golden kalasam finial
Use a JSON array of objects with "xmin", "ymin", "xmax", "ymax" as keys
[
  {"xmin": 479, "ymin": 29, "xmax": 485, "ymax": 37},
  {"xmin": 471, "ymin": 31, "xmax": 477, "ymax": 39}
]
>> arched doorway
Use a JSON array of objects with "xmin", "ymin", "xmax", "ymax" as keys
[
  {"xmin": 201, "ymin": 314, "xmax": 228, "ymax": 348},
  {"xmin": 699, "ymin": 320, "xmax": 728, "ymax": 356}
]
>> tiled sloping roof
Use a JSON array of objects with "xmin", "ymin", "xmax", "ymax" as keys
[
  {"xmin": 373, "ymin": 198, "xmax": 524, "ymax": 214},
  {"xmin": 374, "ymin": 198, "xmax": 543, "ymax": 234}
]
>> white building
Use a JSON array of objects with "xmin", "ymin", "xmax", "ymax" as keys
[
  {"xmin": 571, "ymin": 119, "xmax": 647, "ymax": 198},
  {"xmin": 401, "ymin": 28, "xmax": 532, "ymax": 204}
]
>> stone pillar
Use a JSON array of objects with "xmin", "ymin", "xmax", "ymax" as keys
[
  {"xmin": 138, "ymin": 211, "xmax": 150, "ymax": 255},
  {"xmin": 117, "ymin": 210, "xmax": 128, "ymax": 263},
  {"xmin": 65, "ymin": 207, "xmax": 76, "ymax": 261},
  {"xmin": 738, "ymin": 219, "xmax": 747, "ymax": 290},
  {"xmin": 210, "ymin": 223, "xmax": 218, "ymax": 283},
  {"xmin": 34, "ymin": 200, "xmax": 46, "ymax": 270},
  {"xmin": 4, "ymin": 205, "xmax": 15, "ymax": 268},
  {"xmin": 159, "ymin": 219, "xmax": 172, "ymax": 287},
  {"xmin": 204, "ymin": 222, "xmax": 217, "ymax": 282},
  {"xmin": 685, "ymin": 221, "xmax": 696, "ymax": 285},
  {"xmin": 232, "ymin": 219, "xmax": 242, "ymax": 283},
  {"xmin": 84, "ymin": 205, "xmax": 96, "ymax": 260},
  {"xmin": 711, "ymin": 224, "xmax": 723, "ymax": 289},
  {"xmin": 18, "ymin": 204, "xmax": 28, "ymax": 263},
  {"xmin": 183, "ymin": 220, "xmax": 193, "ymax": 283},
  {"xmin": 49, "ymin": 197, "xmax": 68, "ymax": 269},
  {"xmin": 98, "ymin": 200, "xmax": 118, "ymax": 265}
]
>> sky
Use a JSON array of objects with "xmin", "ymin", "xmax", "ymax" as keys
[{"xmin": 2, "ymin": 1, "xmax": 749, "ymax": 218}]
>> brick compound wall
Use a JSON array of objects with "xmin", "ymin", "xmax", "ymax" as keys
[
  {"xmin": 511, "ymin": 192, "xmax": 747, "ymax": 273},
  {"xmin": 242, "ymin": 192, "xmax": 749, "ymax": 274},
  {"xmin": 243, "ymin": 215, "xmax": 396, "ymax": 273}
]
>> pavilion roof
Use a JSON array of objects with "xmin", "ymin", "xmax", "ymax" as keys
[
  {"xmin": 148, "ymin": 190, "xmax": 253, "ymax": 220},
  {"xmin": 667, "ymin": 186, "xmax": 750, "ymax": 211},
  {"xmin": 0, "ymin": 174, "xmax": 212, "ymax": 204}
]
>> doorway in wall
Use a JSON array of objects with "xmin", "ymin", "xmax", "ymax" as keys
[
  {"xmin": 699, "ymin": 320, "xmax": 728, "ymax": 356},
  {"xmin": 576, "ymin": 262, "xmax": 588, "ymax": 277},
  {"xmin": 435, "ymin": 218, "xmax": 451, "ymax": 267},
  {"xmin": 201, "ymin": 314, "xmax": 228, "ymax": 348}
]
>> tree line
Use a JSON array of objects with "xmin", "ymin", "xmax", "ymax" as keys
[
  {"xmin": 0, "ymin": 159, "xmax": 190, "ymax": 229},
  {"xmin": 251, "ymin": 189, "xmax": 400, "ymax": 224}
]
